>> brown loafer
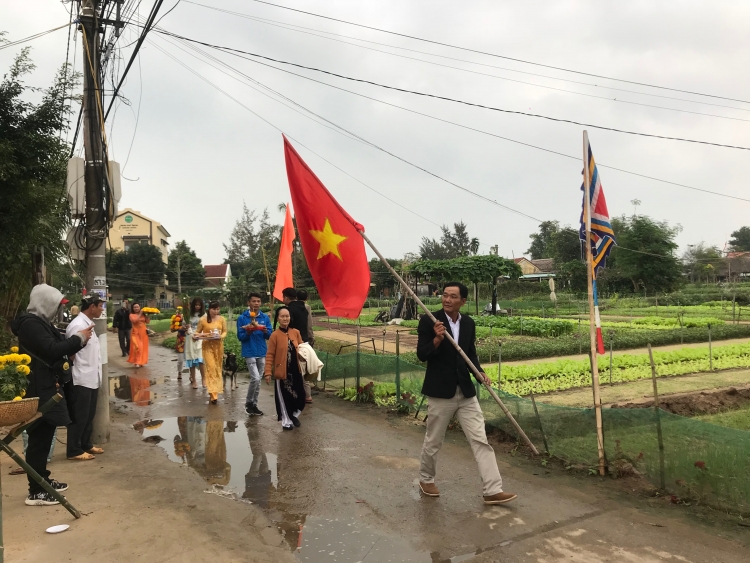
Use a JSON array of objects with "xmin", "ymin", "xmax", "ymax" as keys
[
  {"xmin": 419, "ymin": 481, "xmax": 440, "ymax": 497},
  {"xmin": 483, "ymin": 491, "xmax": 517, "ymax": 505}
]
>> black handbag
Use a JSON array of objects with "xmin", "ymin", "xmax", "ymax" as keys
[{"xmin": 24, "ymin": 349, "xmax": 78, "ymax": 425}]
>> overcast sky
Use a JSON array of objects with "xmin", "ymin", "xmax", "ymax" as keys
[{"xmin": 3, "ymin": 1, "xmax": 749, "ymax": 266}]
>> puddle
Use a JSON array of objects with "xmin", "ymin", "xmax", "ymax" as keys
[
  {"xmin": 139, "ymin": 416, "xmax": 278, "ymax": 498},
  {"xmin": 136, "ymin": 417, "xmax": 474, "ymax": 562},
  {"xmin": 110, "ymin": 375, "xmax": 163, "ymax": 405}
]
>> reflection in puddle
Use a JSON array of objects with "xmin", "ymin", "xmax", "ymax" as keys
[
  {"xmin": 137, "ymin": 417, "xmax": 469, "ymax": 562},
  {"xmin": 140, "ymin": 417, "xmax": 278, "ymax": 502},
  {"xmin": 110, "ymin": 375, "xmax": 160, "ymax": 405}
]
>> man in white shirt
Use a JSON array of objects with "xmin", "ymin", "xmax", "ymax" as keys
[{"xmin": 65, "ymin": 296, "xmax": 105, "ymax": 461}]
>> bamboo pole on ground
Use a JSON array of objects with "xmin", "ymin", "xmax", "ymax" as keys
[
  {"xmin": 648, "ymin": 344, "xmax": 666, "ymax": 490},
  {"xmin": 583, "ymin": 130, "xmax": 607, "ymax": 476},
  {"xmin": 359, "ymin": 230, "xmax": 539, "ymax": 455}
]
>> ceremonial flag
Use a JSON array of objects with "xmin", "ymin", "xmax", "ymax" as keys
[
  {"xmin": 579, "ymin": 139, "xmax": 616, "ymax": 354},
  {"xmin": 272, "ymin": 203, "xmax": 295, "ymax": 301},
  {"xmin": 282, "ymin": 136, "xmax": 370, "ymax": 318}
]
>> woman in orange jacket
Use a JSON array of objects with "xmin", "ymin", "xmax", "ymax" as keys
[{"xmin": 264, "ymin": 306, "xmax": 306, "ymax": 431}]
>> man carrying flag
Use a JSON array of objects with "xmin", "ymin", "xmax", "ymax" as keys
[{"xmin": 282, "ymin": 136, "xmax": 524, "ymax": 503}]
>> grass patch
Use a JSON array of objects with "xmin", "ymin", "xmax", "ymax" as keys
[{"xmin": 695, "ymin": 405, "xmax": 750, "ymax": 431}]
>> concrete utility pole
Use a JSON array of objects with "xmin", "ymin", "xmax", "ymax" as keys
[
  {"xmin": 177, "ymin": 253, "xmax": 182, "ymax": 294},
  {"xmin": 81, "ymin": 0, "xmax": 110, "ymax": 445}
]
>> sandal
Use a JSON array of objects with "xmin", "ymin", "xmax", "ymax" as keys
[
  {"xmin": 87, "ymin": 447, "xmax": 104, "ymax": 454},
  {"xmin": 68, "ymin": 453, "xmax": 95, "ymax": 461},
  {"xmin": 9, "ymin": 467, "xmax": 24, "ymax": 475},
  {"xmin": 305, "ymin": 398, "xmax": 313, "ymax": 404}
]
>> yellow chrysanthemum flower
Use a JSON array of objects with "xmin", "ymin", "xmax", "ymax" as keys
[
  {"xmin": 23, "ymin": 365, "xmax": 31, "ymax": 375},
  {"xmin": 20, "ymin": 354, "xmax": 30, "ymax": 365},
  {"xmin": 21, "ymin": 389, "xmax": 26, "ymax": 397},
  {"xmin": 10, "ymin": 346, "xmax": 18, "ymax": 353},
  {"xmin": 16, "ymin": 365, "xmax": 26, "ymax": 375},
  {"xmin": 12, "ymin": 396, "xmax": 22, "ymax": 402}
]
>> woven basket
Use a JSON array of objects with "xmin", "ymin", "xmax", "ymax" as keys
[{"xmin": 0, "ymin": 398, "xmax": 40, "ymax": 427}]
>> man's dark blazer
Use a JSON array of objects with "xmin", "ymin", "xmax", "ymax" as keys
[{"xmin": 416, "ymin": 309, "xmax": 483, "ymax": 399}]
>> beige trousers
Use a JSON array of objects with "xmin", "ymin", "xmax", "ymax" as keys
[{"xmin": 419, "ymin": 386, "xmax": 503, "ymax": 496}]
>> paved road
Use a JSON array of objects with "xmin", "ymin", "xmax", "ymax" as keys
[{"xmin": 107, "ymin": 339, "xmax": 750, "ymax": 563}]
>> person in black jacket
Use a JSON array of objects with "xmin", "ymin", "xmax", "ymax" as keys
[
  {"xmin": 281, "ymin": 287, "xmax": 309, "ymax": 343},
  {"xmin": 111, "ymin": 299, "xmax": 132, "ymax": 357},
  {"xmin": 11, "ymin": 284, "xmax": 93, "ymax": 506},
  {"xmin": 416, "ymin": 282, "xmax": 516, "ymax": 505}
]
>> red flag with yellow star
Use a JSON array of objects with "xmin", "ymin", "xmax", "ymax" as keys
[{"xmin": 283, "ymin": 136, "xmax": 370, "ymax": 318}]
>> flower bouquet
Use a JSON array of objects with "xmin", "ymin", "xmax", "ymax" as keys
[
  {"xmin": 0, "ymin": 347, "xmax": 38, "ymax": 426},
  {"xmin": 142, "ymin": 307, "xmax": 161, "ymax": 314}
]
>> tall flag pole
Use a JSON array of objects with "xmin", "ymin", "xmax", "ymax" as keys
[
  {"xmin": 581, "ymin": 131, "xmax": 616, "ymax": 476},
  {"xmin": 281, "ymin": 135, "xmax": 539, "ymax": 454}
]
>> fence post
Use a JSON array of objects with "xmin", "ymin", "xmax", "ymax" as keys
[
  {"xmin": 708, "ymin": 323, "xmax": 713, "ymax": 371},
  {"xmin": 489, "ymin": 326, "xmax": 493, "ymax": 363},
  {"xmin": 578, "ymin": 318, "xmax": 582, "ymax": 354},
  {"xmin": 648, "ymin": 343, "xmax": 666, "ymax": 490},
  {"xmin": 609, "ymin": 330, "xmax": 614, "ymax": 386},
  {"xmin": 395, "ymin": 331, "xmax": 401, "ymax": 400},
  {"xmin": 678, "ymin": 313, "xmax": 684, "ymax": 345},
  {"xmin": 520, "ymin": 313, "xmax": 524, "ymax": 336},
  {"xmin": 356, "ymin": 323, "xmax": 361, "ymax": 389},
  {"xmin": 497, "ymin": 342, "xmax": 502, "ymax": 389},
  {"xmin": 530, "ymin": 392, "xmax": 549, "ymax": 455}
]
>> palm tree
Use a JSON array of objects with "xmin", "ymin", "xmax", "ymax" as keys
[{"xmin": 470, "ymin": 237, "xmax": 480, "ymax": 255}]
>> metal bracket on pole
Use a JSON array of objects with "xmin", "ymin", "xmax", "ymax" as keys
[{"xmin": 359, "ymin": 230, "xmax": 539, "ymax": 455}]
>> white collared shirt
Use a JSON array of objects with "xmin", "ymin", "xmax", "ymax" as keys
[
  {"xmin": 446, "ymin": 312, "xmax": 461, "ymax": 342},
  {"xmin": 66, "ymin": 314, "xmax": 102, "ymax": 389}
]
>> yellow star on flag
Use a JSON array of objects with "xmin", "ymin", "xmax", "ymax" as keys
[{"xmin": 310, "ymin": 218, "xmax": 348, "ymax": 260}]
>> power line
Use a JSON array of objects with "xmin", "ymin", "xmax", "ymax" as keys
[
  {"xmin": 182, "ymin": 2, "xmax": 750, "ymax": 116},
  {"xmin": 156, "ymin": 30, "xmax": 750, "ymax": 151},
  {"xmin": 165, "ymin": 35, "xmax": 748, "ymax": 204},
  {"xmin": 184, "ymin": 0, "xmax": 750, "ymax": 105},
  {"xmin": 149, "ymin": 33, "xmax": 543, "ymax": 223},
  {"xmin": 0, "ymin": 23, "xmax": 72, "ymax": 50}
]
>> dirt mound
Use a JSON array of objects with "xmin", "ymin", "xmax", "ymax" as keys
[{"xmin": 610, "ymin": 385, "xmax": 750, "ymax": 416}]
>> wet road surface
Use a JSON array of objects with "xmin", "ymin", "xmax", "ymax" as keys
[{"xmin": 109, "ymin": 339, "xmax": 750, "ymax": 563}]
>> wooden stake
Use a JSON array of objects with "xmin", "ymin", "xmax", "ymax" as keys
[
  {"xmin": 359, "ymin": 230, "xmax": 539, "ymax": 455},
  {"xmin": 648, "ymin": 344, "xmax": 666, "ymax": 490},
  {"xmin": 530, "ymin": 392, "xmax": 549, "ymax": 455},
  {"xmin": 583, "ymin": 130, "xmax": 607, "ymax": 476}
]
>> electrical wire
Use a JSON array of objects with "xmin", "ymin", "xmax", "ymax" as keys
[
  {"xmin": 188, "ymin": 0, "xmax": 750, "ymax": 105},
  {"xmin": 147, "ymin": 39, "xmax": 444, "ymax": 230},
  {"xmin": 180, "ymin": 3, "xmax": 750, "ymax": 117},
  {"xmin": 151, "ymin": 34, "xmax": 722, "ymax": 263},
  {"xmin": 172, "ymin": 34, "xmax": 750, "ymax": 202},
  {"xmin": 155, "ymin": 30, "xmax": 750, "ymax": 151},
  {"xmin": 0, "ymin": 23, "xmax": 73, "ymax": 50}
]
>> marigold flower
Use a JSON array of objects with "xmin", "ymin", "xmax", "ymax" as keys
[
  {"xmin": 12, "ymin": 396, "xmax": 22, "ymax": 402},
  {"xmin": 20, "ymin": 354, "xmax": 30, "ymax": 365},
  {"xmin": 10, "ymin": 346, "xmax": 18, "ymax": 353}
]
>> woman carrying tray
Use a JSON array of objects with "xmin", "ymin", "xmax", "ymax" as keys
[
  {"xmin": 128, "ymin": 303, "xmax": 151, "ymax": 368},
  {"xmin": 195, "ymin": 301, "xmax": 227, "ymax": 404}
]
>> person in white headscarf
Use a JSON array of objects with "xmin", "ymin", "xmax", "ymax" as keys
[{"xmin": 11, "ymin": 284, "xmax": 92, "ymax": 506}]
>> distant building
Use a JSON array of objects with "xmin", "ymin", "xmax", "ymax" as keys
[
  {"xmin": 109, "ymin": 208, "xmax": 171, "ymax": 264},
  {"xmin": 108, "ymin": 208, "xmax": 173, "ymax": 307},
  {"xmin": 204, "ymin": 264, "xmax": 232, "ymax": 289},
  {"xmin": 513, "ymin": 257, "xmax": 556, "ymax": 281}
]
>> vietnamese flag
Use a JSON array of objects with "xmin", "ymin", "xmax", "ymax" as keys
[
  {"xmin": 283, "ymin": 136, "xmax": 370, "ymax": 318},
  {"xmin": 273, "ymin": 203, "xmax": 295, "ymax": 301}
]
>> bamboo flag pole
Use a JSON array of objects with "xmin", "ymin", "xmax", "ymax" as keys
[
  {"xmin": 583, "ymin": 130, "xmax": 607, "ymax": 475},
  {"xmin": 358, "ymin": 230, "xmax": 540, "ymax": 455}
]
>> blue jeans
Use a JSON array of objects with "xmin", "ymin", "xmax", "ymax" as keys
[{"xmin": 244, "ymin": 357, "xmax": 265, "ymax": 406}]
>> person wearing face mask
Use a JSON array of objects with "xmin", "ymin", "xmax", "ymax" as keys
[
  {"xmin": 11, "ymin": 284, "xmax": 93, "ymax": 506},
  {"xmin": 65, "ymin": 295, "xmax": 105, "ymax": 461},
  {"xmin": 263, "ymin": 306, "xmax": 306, "ymax": 431}
]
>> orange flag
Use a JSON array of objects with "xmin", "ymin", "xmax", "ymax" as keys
[
  {"xmin": 272, "ymin": 203, "xmax": 295, "ymax": 301},
  {"xmin": 283, "ymin": 136, "xmax": 370, "ymax": 318}
]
